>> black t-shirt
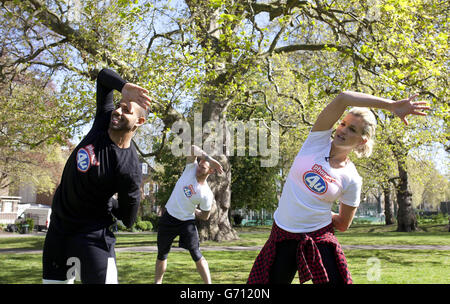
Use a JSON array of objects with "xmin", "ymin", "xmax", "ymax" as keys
[{"xmin": 51, "ymin": 68, "xmax": 142, "ymax": 233}]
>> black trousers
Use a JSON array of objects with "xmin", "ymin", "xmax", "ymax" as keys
[
  {"xmin": 42, "ymin": 218, "xmax": 117, "ymax": 284},
  {"xmin": 157, "ymin": 211, "xmax": 203, "ymax": 262},
  {"xmin": 269, "ymin": 239, "xmax": 344, "ymax": 284}
]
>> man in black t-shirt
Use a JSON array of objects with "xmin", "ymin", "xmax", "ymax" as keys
[{"xmin": 42, "ymin": 68, "xmax": 152, "ymax": 284}]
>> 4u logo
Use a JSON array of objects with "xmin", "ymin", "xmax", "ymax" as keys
[
  {"xmin": 183, "ymin": 184, "xmax": 196, "ymax": 198},
  {"xmin": 303, "ymin": 171, "xmax": 328, "ymax": 195},
  {"xmin": 76, "ymin": 144, "xmax": 99, "ymax": 173}
]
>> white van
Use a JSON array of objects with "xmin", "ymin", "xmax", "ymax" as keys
[{"xmin": 23, "ymin": 208, "xmax": 51, "ymax": 231}]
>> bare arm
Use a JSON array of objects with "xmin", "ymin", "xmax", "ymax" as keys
[
  {"xmin": 187, "ymin": 145, "xmax": 224, "ymax": 174},
  {"xmin": 332, "ymin": 203, "xmax": 358, "ymax": 232},
  {"xmin": 312, "ymin": 91, "xmax": 429, "ymax": 132}
]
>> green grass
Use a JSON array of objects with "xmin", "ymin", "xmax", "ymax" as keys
[
  {"xmin": 0, "ymin": 253, "xmax": 43, "ymax": 284},
  {"xmin": 115, "ymin": 251, "xmax": 259, "ymax": 284},
  {"xmin": 0, "ymin": 223, "xmax": 448, "ymax": 284},
  {"xmin": 335, "ymin": 224, "xmax": 450, "ymax": 246},
  {"xmin": 0, "ymin": 236, "xmax": 45, "ymax": 250},
  {"xmin": 0, "ymin": 223, "xmax": 447, "ymax": 251},
  {"xmin": 0, "ymin": 250, "xmax": 448, "ymax": 284},
  {"xmin": 346, "ymin": 249, "xmax": 450, "ymax": 284}
]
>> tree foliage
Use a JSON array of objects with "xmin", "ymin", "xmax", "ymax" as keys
[{"xmin": 0, "ymin": 0, "xmax": 447, "ymax": 236}]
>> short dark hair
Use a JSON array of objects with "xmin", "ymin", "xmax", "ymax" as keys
[{"xmin": 137, "ymin": 103, "xmax": 150, "ymax": 119}]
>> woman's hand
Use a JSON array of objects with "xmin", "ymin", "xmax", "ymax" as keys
[
  {"xmin": 390, "ymin": 93, "xmax": 430, "ymax": 125},
  {"xmin": 121, "ymin": 83, "xmax": 152, "ymax": 113}
]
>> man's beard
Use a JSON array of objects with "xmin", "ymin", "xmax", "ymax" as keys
[{"xmin": 109, "ymin": 116, "xmax": 132, "ymax": 132}]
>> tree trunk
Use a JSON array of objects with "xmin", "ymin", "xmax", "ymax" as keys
[
  {"xmin": 184, "ymin": 1, "xmax": 240, "ymax": 242},
  {"xmin": 195, "ymin": 99, "xmax": 239, "ymax": 242},
  {"xmin": 395, "ymin": 158, "xmax": 417, "ymax": 232},
  {"xmin": 374, "ymin": 192, "xmax": 382, "ymax": 215},
  {"xmin": 383, "ymin": 186, "xmax": 395, "ymax": 225},
  {"xmin": 196, "ymin": 154, "xmax": 239, "ymax": 241}
]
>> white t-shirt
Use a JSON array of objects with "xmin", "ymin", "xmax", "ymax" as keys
[
  {"xmin": 165, "ymin": 161, "xmax": 214, "ymax": 221},
  {"xmin": 274, "ymin": 129, "xmax": 362, "ymax": 233}
]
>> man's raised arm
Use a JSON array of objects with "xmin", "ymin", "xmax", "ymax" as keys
[
  {"xmin": 96, "ymin": 68, "xmax": 128, "ymax": 115},
  {"xmin": 187, "ymin": 145, "xmax": 223, "ymax": 174}
]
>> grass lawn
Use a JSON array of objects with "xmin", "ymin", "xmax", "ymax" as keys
[
  {"xmin": 0, "ymin": 249, "xmax": 448, "ymax": 284},
  {"xmin": 0, "ymin": 223, "xmax": 448, "ymax": 251},
  {"xmin": 0, "ymin": 223, "xmax": 448, "ymax": 284}
]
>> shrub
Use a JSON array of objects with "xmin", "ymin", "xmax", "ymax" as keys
[
  {"xmin": 135, "ymin": 220, "xmax": 153, "ymax": 231},
  {"xmin": 15, "ymin": 217, "xmax": 35, "ymax": 233},
  {"xmin": 417, "ymin": 212, "xmax": 448, "ymax": 225},
  {"xmin": 116, "ymin": 221, "xmax": 127, "ymax": 231},
  {"xmin": 25, "ymin": 218, "xmax": 35, "ymax": 230}
]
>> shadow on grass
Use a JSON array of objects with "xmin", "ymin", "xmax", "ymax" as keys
[
  {"xmin": 0, "ymin": 253, "xmax": 42, "ymax": 284},
  {"xmin": 0, "ymin": 248, "xmax": 447, "ymax": 284},
  {"xmin": 116, "ymin": 250, "xmax": 259, "ymax": 284},
  {"xmin": 0, "ymin": 237, "xmax": 45, "ymax": 251}
]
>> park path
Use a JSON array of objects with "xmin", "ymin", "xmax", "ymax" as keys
[
  {"xmin": 1, "ymin": 231, "xmax": 449, "ymax": 254},
  {"xmin": 1, "ymin": 244, "xmax": 450, "ymax": 255}
]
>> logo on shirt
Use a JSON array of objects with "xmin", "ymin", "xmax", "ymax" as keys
[
  {"xmin": 76, "ymin": 144, "xmax": 99, "ymax": 173},
  {"xmin": 183, "ymin": 185, "xmax": 196, "ymax": 198},
  {"xmin": 302, "ymin": 164, "xmax": 335, "ymax": 195}
]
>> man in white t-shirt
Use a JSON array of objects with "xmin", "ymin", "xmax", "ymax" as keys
[{"xmin": 155, "ymin": 145, "xmax": 223, "ymax": 284}]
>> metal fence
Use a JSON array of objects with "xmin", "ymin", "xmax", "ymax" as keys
[{"xmin": 232, "ymin": 209, "xmax": 274, "ymax": 226}]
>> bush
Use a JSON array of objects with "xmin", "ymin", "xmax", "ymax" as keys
[
  {"xmin": 135, "ymin": 220, "xmax": 153, "ymax": 231},
  {"xmin": 116, "ymin": 221, "xmax": 127, "ymax": 231},
  {"xmin": 417, "ymin": 212, "xmax": 448, "ymax": 225},
  {"xmin": 16, "ymin": 217, "xmax": 35, "ymax": 233},
  {"xmin": 25, "ymin": 218, "xmax": 35, "ymax": 230}
]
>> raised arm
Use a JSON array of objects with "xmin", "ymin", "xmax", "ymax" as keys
[
  {"xmin": 312, "ymin": 91, "xmax": 430, "ymax": 132},
  {"xmin": 96, "ymin": 69, "xmax": 151, "ymax": 117},
  {"xmin": 96, "ymin": 68, "xmax": 128, "ymax": 116}
]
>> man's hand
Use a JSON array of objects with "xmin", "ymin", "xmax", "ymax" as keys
[
  {"xmin": 121, "ymin": 83, "xmax": 152, "ymax": 113},
  {"xmin": 191, "ymin": 145, "xmax": 224, "ymax": 174},
  {"xmin": 208, "ymin": 158, "xmax": 224, "ymax": 175}
]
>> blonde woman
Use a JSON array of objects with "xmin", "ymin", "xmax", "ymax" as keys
[{"xmin": 248, "ymin": 91, "xmax": 429, "ymax": 284}]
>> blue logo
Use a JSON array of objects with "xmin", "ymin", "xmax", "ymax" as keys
[
  {"xmin": 303, "ymin": 171, "xmax": 327, "ymax": 194},
  {"xmin": 77, "ymin": 148, "xmax": 90, "ymax": 172}
]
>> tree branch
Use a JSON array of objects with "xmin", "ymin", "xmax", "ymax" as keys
[{"xmin": 249, "ymin": 0, "xmax": 309, "ymax": 20}]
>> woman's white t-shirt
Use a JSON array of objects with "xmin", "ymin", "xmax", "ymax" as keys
[
  {"xmin": 165, "ymin": 161, "xmax": 214, "ymax": 221},
  {"xmin": 273, "ymin": 129, "xmax": 362, "ymax": 233}
]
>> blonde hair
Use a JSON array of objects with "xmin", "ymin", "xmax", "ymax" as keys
[{"xmin": 348, "ymin": 107, "xmax": 377, "ymax": 158}]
